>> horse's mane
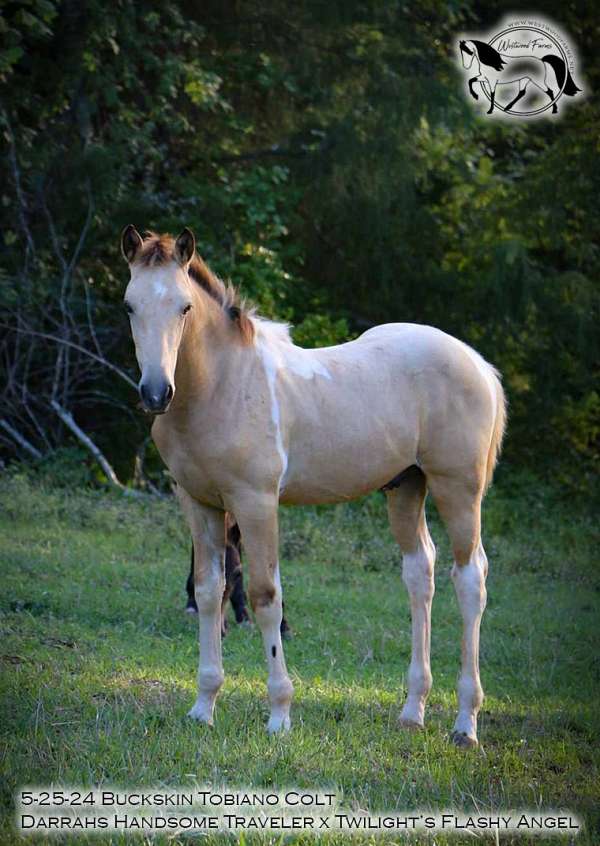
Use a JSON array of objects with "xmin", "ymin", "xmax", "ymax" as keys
[
  {"xmin": 137, "ymin": 232, "xmax": 255, "ymax": 343},
  {"xmin": 471, "ymin": 40, "xmax": 507, "ymax": 71}
]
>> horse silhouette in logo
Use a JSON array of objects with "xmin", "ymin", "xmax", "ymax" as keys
[{"xmin": 459, "ymin": 39, "xmax": 581, "ymax": 115}]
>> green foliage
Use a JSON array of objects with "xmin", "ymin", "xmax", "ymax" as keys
[
  {"xmin": 32, "ymin": 447, "xmax": 97, "ymax": 488},
  {"xmin": 413, "ymin": 106, "xmax": 600, "ymax": 481},
  {"xmin": 292, "ymin": 313, "xmax": 351, "ymax": 348},
  {"xmin": 1, "ymin": 0, "xmax": 598, "ymax": 485}
]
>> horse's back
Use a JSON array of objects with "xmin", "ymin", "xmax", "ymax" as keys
[
  {"xmin": 355, "ymin": 323, "xmax": 501, "ymax": 483},
  {"xmin": 279, "ymin": 322, "xmax": 501, "ymax": 503}
]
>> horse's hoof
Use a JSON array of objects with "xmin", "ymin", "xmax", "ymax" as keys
[
  {"xmin": 188, "ymin": 704, "xmax": 214, "ymax": 726},
  {"xmin": 451, "ymin": 730, "xmax": 478, "ymax": 749},
  {"xmin": 267, "ymin": 714, "xmax": 291, "ymax": 734},
  {"xmin": 471, "ymin": 93, "xmax": 479, "ymax": 100},
  {"xmin": 486, "ymin": 108, "xmax": 493, "ymax": 115},
  {"xmin": 185, "ymin": 605, "xmax": 198, "ymax": 615}
]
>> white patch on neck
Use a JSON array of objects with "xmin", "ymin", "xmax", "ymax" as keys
[
  {"xmin": 255, "ymin": 317, "xmax": 334, "ymax": 492},
  {"xmin": 254, "ymin": 318, "xmax": 332, "ymax": 380},
  {"xmin": 257, "ymin": 340, "xmax": 288, "ymax": 490}
]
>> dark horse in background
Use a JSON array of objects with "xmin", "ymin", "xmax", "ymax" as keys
[{"xmin": 185, "ymin": 521, "xmax": 291, "ymax": 639}]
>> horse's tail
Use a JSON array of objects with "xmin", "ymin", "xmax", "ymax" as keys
[
  {"xmin": 484, "ymin": 368, "xmax": 507, "ymax": 492},
  {"xmin": 542, "ymin": 54, "xmax": 582, "ymax": 96}
]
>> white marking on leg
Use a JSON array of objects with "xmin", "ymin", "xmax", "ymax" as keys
[
  {"xmin": 188, "ymin": 553, "xmax": 225, "ymax": 725},
  {"xmin": 451, "ymin": 541, "xmax": 487, "ymax": 744},
  {"xmin": 400, "ymin": 527, "xmax": 435, "ymax": 727},
  {"xmin": 254, "ymin": 564, "xmax": 293, "ymax": 733}
]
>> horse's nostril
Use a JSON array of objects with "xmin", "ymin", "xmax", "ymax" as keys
[{"xmin": 139, "ymin": 382, "xmax": 173, "ymax": 412}]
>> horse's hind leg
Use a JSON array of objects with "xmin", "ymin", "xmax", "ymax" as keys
[
  {"xmin": 428, "ymin": 472, "xmax": 488, "ymax": 747},
  {"xmin": 545, "ymin": 86, "xmax": 558, "ymax": 113},
  {"xmin": 225, "ymin": 539, "xmax": 250, "ymax": 625},
  {"xmin": 505, "ymin": 79, "xmax": 528, "ymax": 111},
  {"xmin": 185, "ymin": 544, "xmax": 197, "ymax": 613},
  {"xmin": 485, "ymin": 81, "xmax": 497, "ymax": 114},
  {"xmin": 386, "ymin": 466, "xmax": 436, "ymax": 729}
]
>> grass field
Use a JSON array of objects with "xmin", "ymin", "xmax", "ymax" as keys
[{"xmin": 1, "ymin": 469, "xmax": 599, "ymax": 844}]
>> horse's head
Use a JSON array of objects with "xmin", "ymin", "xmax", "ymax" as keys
[
  {"xmin": 121, "ymin": 225, "xmax": 196, "ymax": 414},
  {"xmin": 459, "ymin": 40, "xmax": 475, "ymax": 69}
]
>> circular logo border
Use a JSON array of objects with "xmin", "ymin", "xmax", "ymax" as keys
[{"xmin": 482, "ymin": 25, "xmax": 568, "ymax": 116}]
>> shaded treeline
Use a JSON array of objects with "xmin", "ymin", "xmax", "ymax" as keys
[{"xmin": 1, "ymin": 1, "xmax": 598, "ymax": 490}]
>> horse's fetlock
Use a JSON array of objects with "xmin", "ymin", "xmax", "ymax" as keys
[
  {"xmin": 268, "ymin": 676, "xmax": 294, "ymax": 705},
  {"xmin": 198, "ymin": 667, "xmax": 224, "ymax": 694},
  {"xmin": 409, "ymin": 665, "xmax": 432, "ymax": 698},
  {"xmin": 423, "ymin": 670, "xmax": 433, "ymax": 697},
  {"xmin": 458, "ymin": 676, "xmax": 483, "ymax": 711}
]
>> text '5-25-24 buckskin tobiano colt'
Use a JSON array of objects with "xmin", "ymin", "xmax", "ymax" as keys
[{"xmin": 121, "ymin": 225, "xmax": 506, "ymax": 748}]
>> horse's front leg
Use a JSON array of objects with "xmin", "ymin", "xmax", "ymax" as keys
[
  {"xmin": 178, "ymin": 488, "xmax": 226, "ymax": 725},
  {"xmin": 468, "ymin": 76, "xmax": 480, "ymax": 100},
  {"xmin": 485, "ymin": 80, "xmax": 497, "ymax": 114},
  {"xmin": 235, "ymin": 495, "xmax": 293, "ymax": 733}
]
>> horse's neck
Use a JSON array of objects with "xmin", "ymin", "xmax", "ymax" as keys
[{"xmin": 171, "ymin": 306, "xmax": 249, "ymax": 413}]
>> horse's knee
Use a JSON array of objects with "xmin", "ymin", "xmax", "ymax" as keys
[
  {"xmin": 248, "ymin": 580, "xmax": 277, "ymax": 611},
  {"xmin": 195, "ymin": 573, "xmax": 225, "ymax": 615},
  {"xmin": 402, "ymin": 537, "xmax": 435, "ymax": 601}
]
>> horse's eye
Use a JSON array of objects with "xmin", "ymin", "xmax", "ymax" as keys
[
  {"xmin": 182, "ymin": 304, "xmax": 192, "ymax": 315},
  {"xmin": 124, "ymin": 302, "xmax": 134, "ymax": 315}
]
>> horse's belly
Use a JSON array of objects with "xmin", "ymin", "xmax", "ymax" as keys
[
  {"xmin": 278, "ymin": 473, "xmax": 395, "ymax": 505},
  {"xmin": 277, "ymin": 350, "xmax": 421, "ymax": 504},
  {"xmin": 278, "ymin": 426, "xmax": 417, "ymax": 505}
]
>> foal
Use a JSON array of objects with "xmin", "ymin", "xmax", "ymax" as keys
[{"xmin": 122, "ymin": 225, "xmax": 506, "ymax": 746}]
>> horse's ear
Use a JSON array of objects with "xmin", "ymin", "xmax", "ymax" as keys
[
  {"xmin": 174, "ymin": 227, "xmax": 196, "ymax": 266},
  {"xmin": 121, "ymin": 225, "xmax": 143, "ymax": 263}
]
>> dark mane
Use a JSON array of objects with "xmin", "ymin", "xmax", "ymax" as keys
[
  {"xmin": 137, "ymin": 232, "xmax": 255, "ymax": 343},
  {"xmin": 459, "ymin": 40, "xmax": 473, "ymax": 56},
  {"xmin": 471, "ymin": 40, "xmax": 507, "ymax": 71}
]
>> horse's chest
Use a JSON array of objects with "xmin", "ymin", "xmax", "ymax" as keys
[{"xmin": 151, "ymin": 420, "xmax": 223, "ymax": 507}]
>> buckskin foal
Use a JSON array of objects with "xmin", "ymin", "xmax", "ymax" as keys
[{"xmin": 121, "ymin": 225, "xmax": 506, "ymax": 747}]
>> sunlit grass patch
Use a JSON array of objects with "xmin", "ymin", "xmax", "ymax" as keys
[{"xmin": 1, "ymin": 471, "xmax": 599, "ymax": 844}]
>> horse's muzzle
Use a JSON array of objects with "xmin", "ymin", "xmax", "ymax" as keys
[{"xmin": 139, "ymin": 381, "xmax": 174, "ymax": 414}]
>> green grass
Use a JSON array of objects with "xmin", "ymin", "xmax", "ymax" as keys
[{"xmin": 1, "ymin": 470, "xmax": 599, "ymax": 844}]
